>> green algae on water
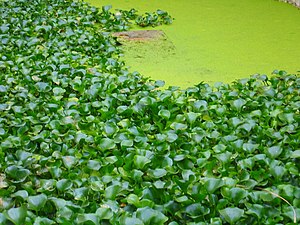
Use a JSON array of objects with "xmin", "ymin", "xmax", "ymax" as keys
[{"xmin": 86, "ymin": 0, "xmax": 300, "ymax": 88}]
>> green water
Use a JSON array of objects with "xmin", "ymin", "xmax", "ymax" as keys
[{"xmin": 86, "ymin": 0, "xmax": 300, "ymax": 88}]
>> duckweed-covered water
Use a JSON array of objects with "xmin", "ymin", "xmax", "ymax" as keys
[{"xmin": 86, "ymin": 0, "xmax": 300, "ymax": 88}]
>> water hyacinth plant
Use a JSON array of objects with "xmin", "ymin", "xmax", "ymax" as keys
[{"xmin": 0, "ymin": 0, "xmax": 299, "ymax": 224}]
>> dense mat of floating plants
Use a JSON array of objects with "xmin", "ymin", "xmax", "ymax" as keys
[{"xmin": 0, "ymin": 0, "xmax": 299, "ymax": 224}]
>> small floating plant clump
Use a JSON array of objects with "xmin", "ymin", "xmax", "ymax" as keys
[
  {"xmin": 0, "ymin": 0, "xmax": 299, "ymax": 224},
  {"xmin": 115, "ymin": 8, "xmax": 174, "ymax": 27},
  {"xmin": 135, "ymin": 10, "xmax": 174, "ymax": 27}
]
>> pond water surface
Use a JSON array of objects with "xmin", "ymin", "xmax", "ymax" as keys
[{"xmin": 86, "ymin": 0, "xmax": 300, "ymax": 88}]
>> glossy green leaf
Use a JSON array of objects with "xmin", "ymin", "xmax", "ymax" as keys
[
  {"xmin": 136, "ymin": 207, "xmax": 168, "ymax": 225},
  {"xmin": 0, "ymin": 213, "xmax": 7, "ymax": 224},
  {"xmin": 36, "ymin": 82, "xmax": 51, "ymax": 92},
  {"xmin": 219, "ymin": 207, "xmax": 244, "ymax": 224},
  {"xmin": 11, "ymin": 190, "xmax": 28, "ymax": 200},
  {"xmin": 267, "ymin": 145, "xmax": 282, "ymax": 158},
  {"xmin": 73, "ymin": 187, "xmax": 89, "ymax": 201},
  {"xmin": 52, "ymin": 87, "xmax": 66, "ymax": 96},
  {"xmin": 158, "ymin": 109, "xmax": 171, "ymax": 119},
  {"xmin": 186, "ymin": 112, "xmax": 199, "ymax": 124},
  {"xmin": 223, "ymin": 187, "xmax": 248, "ymax": 203},
  {"xmin": 247, "ymin": 204, "xmax": 264, "ymax": 218},
  {"xmin": 170, "ymin": 122, "xmax": 187, "ymax": 130},
  {"xmin": 28, "ymin": 194, "xmax": 47, "ymax": 211},
  {"xmin": 62, "ymin": 156, "xmax": 77, "ymax": 169},
  {"xmin": 96, "ymin": 207, "xmax": 113, "ymax": 220},
  {"xmin": 33, "ymin": 217, "xmax": 55, "ymax": 225},
  {"xmin": 4, "ymin": 206, "xmax": 27, "ymax": 225},
  {"xmin": 77, "ymin": 213, "xmax": 99, "ymax": 225},
  {"xmin": 120, "ymin": 217, "xmax": 144, "ymax": 225},
  {"xmin": 5, "ymin": 165, "xmax": 30, "ymax": 183},
  {"xmin": 134, "ymin": 155, "xmax": 151, "ymax": 169},
  {"xmin": 98, "ymin": 138, "xmax": 116, "ymax": 150},
  {"xmin": 56, "ymin": 179, "xmax": 73, "ymax": 192},
  {"xmin": 186, "ymin": 203, "xmax": 210, "ymax": 218},
  {"xmin": 291, "ymin": 150, "xmax": 300, "ymax": 158},
  {"xmin": 148, "ymin": 169, "xmax": 167, "ymax": 178},
  {"xmin": 204, "ymin": 178, "xmax": 224, "ymax": 194},
  {"xmin": 232, "ymin": 98, "xmax": 246, "ymax": 110},
  {"xmin": 87, "ymin": 160, "xmax": 101, "ymax": 170},
  {"xmin": 105, "ymin": 184, "xmax": 121, "ymax": 200},
  {"xmin": 127, "ymin": 194, "xmax": 140, "ymax": 206}
]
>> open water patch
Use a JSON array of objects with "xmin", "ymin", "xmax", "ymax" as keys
[{"xmin": 86, "ymin": 0, "xmax": 300, "ymax": 88}]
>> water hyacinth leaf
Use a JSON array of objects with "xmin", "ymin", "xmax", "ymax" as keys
[
  {"xmin": 36, "ymin": 82, "xmax": 51, "ymax": 92},
  {"xmin": 87, "ymin": 160, "xmax": 101, "ymax": 170},
  {"xmin": 0, "ymin": 85, "xmax": 8, "ymax": 92},
  {"xmin": 139, "ymin": 96, "xmax": 156, "ymax": 105},
  {"xmin": 186, "ymin": 112, "xmax": 199, "ymax": 124},
  {"xmin": 212, "ymin": 144, "xmax": 226, "ymax": 153},
  {"xmin": 136, "ymin": 207, "xmax": 168, "ymax": 225},
  {"xmin": 291, "ymin": 150, "xmax": 300, "ymax": 158},
  {"xmin": 132, "ymin": 169, "xmax": 144, "ymax": 181},
  {"xmin": 204, "ymin": 178, "xmax": 224, "ymax": 193},
  {"xmin": 52, "ymin": 87, "xmax": 66, "ymax": 96},
  {"xmin": 90, "ymin": 181, "xmax": 104, "ymax": 191},
  {"xmin": 224, "ymin": 188, "xmax": 248, "ymax": 203},
  {"xmin": 105, "ymin": 156, "xmax": 118, "ymax": 164},
  {"xmin": 104, "ymin": 122, "xmax": 118, "ymax": 136},
  {"xmin": 270, "ymin": 166, "xmax": 286, "ymax": 179},
  {"xmin": 28, "ymin": 194, "xmax": 48, "ymax": 211},
  {"xmin": 170, "ymin": 122, "xmax": 187, "ymax": 130},
  {"xmin": 0, "ymin": 104, "xmax": 8, "ymax": 112},
  {"xmin": 105, "ymin": 184, "xmax": 121, "ymax": 200},
  {"xmin": 62, "ymin": 156, "xmax": 77, "ymax": 169},
  {"xmin": 5, "ymin": 165, "xmax": 30, "ymax": 183},
  {"xmin": 165, "ymin": 131, "xmax": 178, "ymax": 142},
  {"xmin": 148, "ymin": 168, "xmax": 167, "ymax": 178},
  {"xmin": 247, "ymin": 204, "xmax": 264, "ymax": 218},
  {"xmin": 121, "ymin": 139, "xmax": 134, "ymax": 147},
  {"xmin": 56, "ymin": 179, "xmax": 73, "ymax": 192},
  {"xmin": 153, "ymin": 180, "xmax": 165, "ymax": 189},
  {"xmin": 232, "ymin": 98, "xmax": 246, "ymax": 110},
  {"xmin": 278, "ymin": 113, "xmax": 294, "ymax": 124},
  {"xmin": 98, "ymin": 138, "xmax": 116, "ymax": 150},
  {"xmin": 75, "ymin": 132, "xmax": 88, "ymax": 144},
  {"xmin": 182, "ymin": 169, "xmax": 195, "ymax": 181},
  {"xmin": 33, "ymin": 217, "xmax": 55, "ymax": 225},
  {"xmin": 127, "ymin": 194, "xmax": 140, "ymax": 206},
  {"xmin": 158, "ymin": 109, "xmax": 171, "ymax": 119},
  {"xmin": 267, "ymin": 146, "xmax": 282, "ymax": 158},
  {"xmin": 168, "ymin": 222, "xmax": 179, "ymax": 225},
  {"xmin": 174, "ymin": 154, "xmax": 185, "ymax": 161},
  {"xmin": 194, "ymin": 100, "xmax": 208, "ymax": 110},
  {"xmin": 185, "ymin": 203, "xmax": 210, "ymax": 218},
  {"xmin": 219, "ymin": 207, "xmax": 244, "ymax": 224},
  {"xmin": 73, "ymin": 187, "xmax": 89, "ymax": 201},
  {"xmin": 120, "ymin": 217, "xmax": 144, "ymax": 225},
  {"xmin": 243, "ymin": 143, "xmax": 259, "ymax": 153},
  {"xmin": 134, "ymin": 155, "xmax": 151, "ymax": 169},
  {"xmin": 49, "ymin": 198, "xmax": 67, "ymax": 210},
  {"xmin": 96, "ymin": 207, "xmax": 113, "ymax": 220},
  {"xmin": 0, "ymin": 128, "xmax": 5, "ymax": 135},
  {"xmin": 0, "ymin": 214, "xmax": 7, "ymax": 224},
  {"xmin": 11, "ymin": 190, "xmax": 28, "ymax": 200},
  {"xmin": 3, "ymin": 206, "xmax": 27, "ymax": 225},
  {"xmin": 215, "ymin": 152, "xmax": 232, "ymax": 164},
  {"xmin": 154, "ymin": 80, "xmax": 165, "ymax": 87},
  {"xmin": 77, "ymin": 213, "xmax": 99, "ymax": 225},
  {"xmin": 102, "ymin": 5, "xmax": 112, "ymax": 12}
]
